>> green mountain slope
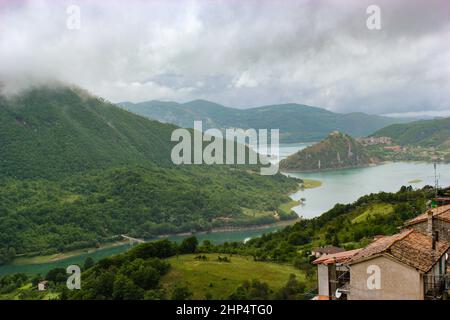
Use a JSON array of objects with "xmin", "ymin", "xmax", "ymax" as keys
[
  {"xmin": 371, "ymin": 117, "xmax": 450, "ymax": 147},
  {"xmin": 120, "ymin": 100, "xmax": 411, "ymax": 143},
  {"xmin": 0, "ymin": 86, "xmax": 300, "ymax": 261},
  {"xmin": 241, "ymin": 186, "xmax": 434, "ymax": 263},
  {"xmin": 0, "ymin": 86, "xmax": 177, "ymax": 180},
  {"xmin": 279, "ymin": 131, "xmax": 375, "ymax": 171}
]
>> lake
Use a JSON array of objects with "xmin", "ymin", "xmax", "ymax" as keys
[
  {"xmin": 0, "ymin": 224, "xmax": 289, "ymax": 276},
  {"xmin": 286, "ymin": 161, "xmax": 450, "ymax": 218},
  {"xmin": 1, "ymin": 143, "xmax": 448, "ymax": 276}
]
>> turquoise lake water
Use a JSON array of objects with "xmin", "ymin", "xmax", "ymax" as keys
[
  {"xmin": 286, "ymin": 162, "xmax": 450, "ymax": 218},
  {"xmin": 1, "ymin": 142, "xmax": 448, "ymax": 276},
  {"xmin": 0, "ymin": 224, "xmax": 288, "ymax": 276}
]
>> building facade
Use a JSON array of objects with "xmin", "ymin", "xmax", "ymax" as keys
[
  {"xmin": 313, "ymin": 227, "xmax": 450, "ymax": 300},
  {"xmin": 404, "ymin": 204, "xmax": 450, "ymax": 243}
]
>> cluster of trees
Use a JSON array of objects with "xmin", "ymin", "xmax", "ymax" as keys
[
  {"xmin": 0, "ymin": 247, "xmax": 16, "ymax": 265},
  {"xmin": 65, "ymin": 240, "xmax": 176, "ymax": 300},
  {"xmin": 0, "ymin": 165, "xmax": 299, "ymax": 261},
  {"xmin": 0, "ymin": 273, "xmax": 28, "ymax": 295},
  {"xmin": 0, "ymin": 240, "xmax": 186, "ymax": 300},
  {"xmin": 229, "ymin": 274, "xmax": 308, "ymax": 300},
  {"xmin": 64, "ymin": 237, "xmax": 205, "ymax": 300}
]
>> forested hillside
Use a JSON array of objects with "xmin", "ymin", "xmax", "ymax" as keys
[
  {"xmin": 215, "ymin": 186, "xmax": 436, "ymax": 264},
  {"xmin": 0, "ymin": 86, "xmax": 300, "ymax": 263},
  {"xmin": 371, "ymin": 117, "xmax": 450, "ymax": 147},
  {"xmin": 0, "ymin": 86, "xmax": 177, "ymax": 180},
  {"xmin": 0, "ymin": 186, "xmax": 437, "ymax": 300}
]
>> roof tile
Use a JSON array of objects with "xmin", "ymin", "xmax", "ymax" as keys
[{"xmin": 348, "ymin": 229, "xmax": 450, "ymax": 272}]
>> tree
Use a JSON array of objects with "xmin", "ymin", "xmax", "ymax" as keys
[
  {"xmin": 179, "ymin": 236, "xmax": 198, "ymax": 254},
  {"xmin": 274, "ymin": 274, "xmax": 306, "ymax": 300},
  {"xmin": 171, "ymin": 285, "xmax": 192, "ymax": 300},
  {"xmin": 201, "ymin": 240, "xmax": 212, "ymax": 252},
  {"xmin": 287, "ymin": 232, "xmax": 309, "ymax": 245},
  {"xmin": 130, "ymin": 265, "xmax": 160, "ymax": 290},
  {"xmin": 7, "ymin": 247, "xmax": 16, "ymax": 261},
  {"xmin": 83, "ymin": 257, "xmax": 94, "ymax": 270},
  {"xmin": 332, "ymin": 233, "xmax": 340, "ymax": 247},
  {"xmin": 46, "ymin": 267, "xmax": 67, "ymax": 283},
  {"xmin": 112, "ymin": 275, "xmax": 144, "ymax": 300},
  {"xmin": 229, "ymin": 280, "xmax": 271, "ymax": 300}
]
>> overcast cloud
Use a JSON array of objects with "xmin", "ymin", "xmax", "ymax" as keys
[{"xmin": 0, "ymin": 0, "xmax": 449, "ymax": 116}]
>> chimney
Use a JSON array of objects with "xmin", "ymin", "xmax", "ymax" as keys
[
  {"xmin": 432, "ymin": 231, "xmax": 439, "ymax": 250},
  {"xmin": 427, "ymin": 209, "xmax": 434, "ymax": 235}
]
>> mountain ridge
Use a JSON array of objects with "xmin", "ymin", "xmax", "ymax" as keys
[
  {"xmin": 119, "ymin": 99, "xmax": 413, "ymax": 143},
  {"xmin": 371, "ymin": 117, "xmax": 450, "ymax": 147}
]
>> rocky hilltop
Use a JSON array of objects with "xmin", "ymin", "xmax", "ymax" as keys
[{"xmin": 280, "ymin": 131, "xmax": 377, "ymax": 172}]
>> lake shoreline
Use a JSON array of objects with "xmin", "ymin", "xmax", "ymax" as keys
[
  {"xmin": 280, "ymin": 162, "xmax": 379, "ymax": 173},
  {"xmin": 280, "ymin": 159, "xmax": 449, "ymax": 174},
  {"xmin": 10, "ymin": 240, "xmax": 130, "ymax": 266},
  {"xmin": 8, "ymin": 218, "xmax": 300, "ymax": 267},
  {"xmin": 286, "ymin": 161, "xmax": 450, "ymax": 219},
  {"xmin": 155, "ymin": 218, "xmax": 300, "ymax": 239}
]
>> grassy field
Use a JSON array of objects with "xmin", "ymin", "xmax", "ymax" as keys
[
  {"xmin": 351, "ymin": 203, "xmax": 394, "ymax": 224},
  {"xmin": 301, "ymin": 179, "xmax": 322, "ymax": 189},
  {"xmin": 161, "ymin": 254, "xmax": 305, "ymax": 299},
  {"xmin": 278, "ymin": 200, "xmax": 301, "ymax": 215}
]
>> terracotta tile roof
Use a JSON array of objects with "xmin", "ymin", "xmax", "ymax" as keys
[
  {"xmin": 348, "ymin": 229, "xmax": 450, "ymax": 273},
  {"xmin": 312, "ymin": 245, "xmax": 346, "ymax": 255},
  {"xmin": 405, "ymin": 204, "xmax": 450, "ymax": 226},
  {"xmin": 313, "ymin": 249, "xmax": 362, "ymax": 265}
]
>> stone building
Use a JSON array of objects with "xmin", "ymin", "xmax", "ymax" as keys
[
  {"xmin": 404, "ymin": 204, "xmax": 450, "ymax": 243},
  {"xmin": 313, "ymin": 228, "xmax": 449, "ymax": 300}
]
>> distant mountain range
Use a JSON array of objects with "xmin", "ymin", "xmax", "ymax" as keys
[
  {"xmin": 119, "ymin": 100, "xmax": 413, "ymax": 143},
  {"xmin": 280, "ymin": 131, "xmax": 376, "ymax": 171},
  {"xmin": 372, "ymin": 117, "xmax": 450, "ymax": 147}
]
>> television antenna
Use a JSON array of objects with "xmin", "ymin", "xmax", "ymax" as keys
[{"xmin": 433, "ymin": 162, "xmax": 440, "ymax": 202}]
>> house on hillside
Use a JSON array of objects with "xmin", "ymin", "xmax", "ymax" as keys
[
  {"xmin": 37, "ymin": 281, "xmax": 48, "ymax": 291},
  {"xmin": 383, "ymin": 145, "xmax": 403, "ymax": 152},
  {"xmin": 404, "ymin": 204, "xmax": 450, "ymax": 243},
  {"xmin": 347, "ymin": 229, "xmax": 449, "ymax": 300},
  {"xmin": 312, "ymin": 229, "xmax": 449, "ymax": 300},
  {"xmin": 357, "ymin": 136, "xmax": 392, "ymax": 146},
  {"xmin": 312, "ymin": 249, "xmax": 361, "ymax": 300},
  {"xmin": 311, "ymin": 245, "xmax": 345, "ymax": 258}
]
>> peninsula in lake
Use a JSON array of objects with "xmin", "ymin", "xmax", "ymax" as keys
[{"xmin": 279, "ymin": 131, "xmax": 378, "ymax": 172}]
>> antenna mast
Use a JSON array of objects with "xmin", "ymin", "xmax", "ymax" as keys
[
  {"xmin": 432, "ymin": 161, "xmax": 440, "ymax": 209},
  {"xmin": 434, "ymin": 162, "xmax": 438, "ymax": 199}
]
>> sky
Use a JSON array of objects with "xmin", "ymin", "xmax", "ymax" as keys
[{"xmin": 0, "ymin": 0, "xmax": 449, "ymax": 116}]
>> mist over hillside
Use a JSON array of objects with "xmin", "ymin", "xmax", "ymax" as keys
[{"xmin": 120, "ymin": 100, "xmax": 413, "ymax": 143}]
